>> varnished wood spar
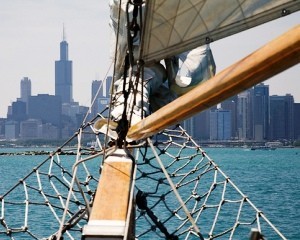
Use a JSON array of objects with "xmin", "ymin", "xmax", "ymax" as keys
[
  {"xmin": 89, "ymin": 159, "xmax": 132, "ymax": 221},
  {"xmin": 82, "ymin": 149, "xmax": 134, "ymax": 239},
  {"xmin": 128, "ymin": 25, "xmax": 300, "ymax": 141}
]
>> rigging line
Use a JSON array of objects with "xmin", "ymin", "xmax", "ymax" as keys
[
  {"xmin": 126, "ymin": 0, "xmax": 144, "ymax": 128},
  {"xmin": 56, "ymin": 129, "xmax": 83, "ymax": 240},
  {"xmin": 71, "ymin": 147, "xmax": 114, "ymax": 215},
  {"xmin": 22, "ymin": 181, "xmax": 29, "ymax": 229},
  {"xmin": 111, "ymin": 0, "xmax": 123, "ymax": 88},
  {"xmin": 147, "ymin": 138, "xmax": 204, "ymax": 240},
  {"xmin": 103, "ymin": 0, "xmax": 125, "ymax": 153}
]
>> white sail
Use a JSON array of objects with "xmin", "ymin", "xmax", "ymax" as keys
[{"xmin": 141, "ymin": 0, "xmax": 300, "ymax": 64}]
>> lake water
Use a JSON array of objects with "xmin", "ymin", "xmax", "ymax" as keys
[{"xmin": 0, "ymin": 147, "xmax": 299, "ymax": 239}]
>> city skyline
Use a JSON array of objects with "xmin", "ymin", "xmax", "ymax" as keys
[
  {"xmin": 3, "ymin": 77, "xmax": 300, "ymax": 141},
  {"xmin": 0, "ymin": 1, "xmax": 299, "ymax": 118}
]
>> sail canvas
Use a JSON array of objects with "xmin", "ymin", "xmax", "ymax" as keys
[{"xmin": 141, "ymin": 0, "xmax": 300, "ymax": 63}]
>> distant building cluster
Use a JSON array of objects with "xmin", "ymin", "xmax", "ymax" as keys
[
  {"xmin": 183, "ymin": 83, "xmax": 300, "ymax": 143},
  {"xmin": 0, "ymin": 32, "xmax": 299, "ymax": 143},
  {"xmin": 0, "ymin": 33, "xmax": 111, "ymax": 141}
]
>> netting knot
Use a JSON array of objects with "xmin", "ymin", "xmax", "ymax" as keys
[
  {"xmin": 87, "ymin": 190, "xmax": 93, "ymax": 195},
  {"xmin": 151, "ymin": 225, "xmax": 156, "ymax": 231},
  {"xmin": 196, "ymin": 196, "xmax": 202, "ymax": 201},
  {"xmin": 160, "ymin": 149, "xmax": 166, "ymax": 154},
  {"xmin": 136, "ymin": 190, "xmax": 148, "ymax": 210},
  {"xmin": 6, "ymin": 229, "xmax": 11, "ymax": 236},
  {"xmin": 22, "ymin": 226, "xmax": 28, "ymax": 231},
  {"xmin": 158, "ymin": 178, "xmax": 164, "ymax": 184}
]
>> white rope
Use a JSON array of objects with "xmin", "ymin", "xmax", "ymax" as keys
[
  {"xmin": 22, "ymin": 180, "xmax": 29, "ymax": 230},
  {"xmin": 147, "ymin": 137, "xmax": 203, "ymax": 239},
  {"xmin": 56, "ymin": 129, "xmax": 83, "ymax": 239}
]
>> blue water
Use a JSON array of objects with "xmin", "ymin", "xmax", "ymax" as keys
[
  {"xmin": 204, "ymin": 148, "xmax": 300, "ymax": 240},
  {"xmin": 0, "ymin": 147, "xmax": 299, "ymax": 239}
]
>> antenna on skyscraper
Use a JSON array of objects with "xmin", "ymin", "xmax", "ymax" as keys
[{"xmin": 62, "ymin": 23, "xmax": 66, "ymax": 41}]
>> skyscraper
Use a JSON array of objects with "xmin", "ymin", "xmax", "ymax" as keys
[
  {"xmin": 55, "ymin": 27, "xmax": 73, "ymax": 103},
  {"xmin": 221, "ymin": 96, "xmax": 238, "ymax": 139},
  {"xmin": 252, "ymin": 83, "xmax": 269, "ymax": 141},
  {"xmin": 20, "ymin": 77, "xmax": 31, "ymax": 103},
  {"xmin": 294, "ymin": 103, "xmax": 300, "ymax": 140},
  {"xmin": 91, "ymin": 77, "xmax": 112, "ymax": 117},
  {"xmin": 210, "ymin": 108, "xmax": 231, "ymax": 140},
  {"xmin": 270, "ymin": 94, "xmax": 294, "ymax": 141},
  {"xmin": 28, "ymin": 94, "xmax": 62, "ymax": 129},
  {"xmin": 237, "ymin": 90, "xmax": 252, "ymax": 140}
]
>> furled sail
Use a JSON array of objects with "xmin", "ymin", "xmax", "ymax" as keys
[{"xmin": 141, "ymin": 0, "xmax": 300, "ymax": 64}]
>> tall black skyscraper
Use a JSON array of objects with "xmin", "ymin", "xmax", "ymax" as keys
[{"xmin": 55, "ymin": 27, "xmax": 73, "ymax": 103}]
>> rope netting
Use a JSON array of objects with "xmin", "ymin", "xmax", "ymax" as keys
[{"xmin": 0, "ymin": 119, "xmax": 287, "ymax": 239}]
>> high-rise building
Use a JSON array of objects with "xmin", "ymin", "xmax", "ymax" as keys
[
  {"xmin": 0, "ymin": 118, "xmax": 5, "ymax": 139},
  {"xmin": 20, "ymin": 119, "xmax": 42, "ymax": 140},
  {"xmin": 183, "ymin": 118, "xmax": 194, "ymax": 138},
  {"xmin": 91, "ymin": 77, "xmax": 112, "ymax": 117},
  {"xmin": 270, "ymin": 94, "xmax": 294, "ymax": 141},
  {"xmin": 294, "ymin": 103, "xmax": 300, "ymax": 140},
  {"xmin": 210, "ymin": 108, "xmax": 231, "ymax": 140},
  {"xmin": 28, "ymin": 94, "xmax": 62, "ymax": 129},
  {"xmin": 237, "ymin": 90, "xmax": 252, "ymax": 140},
  {"xmin": 11, "ymin": 101, "xmax": 27, "ymax": 122},
  {"xmin": 20, "ymin": 77, "xmax": 31, "ymax": 103},
  {"xmin": 55, "ymin": 28, "xmax": 73, "ymax": 103},
  {"xmin": 221, "ymin": 96, "xmax": 238, "ymax": 139},
  {"xmin": 192, "ymin": 106, "xmax": 217, "ymax": 141},
  {"xmin": 252, "ymin": 83, "xmax": 269, "ymax": 141},
  {"xmin": 5, "ymin": 121, "xmax": 19, "ymax": 140}
]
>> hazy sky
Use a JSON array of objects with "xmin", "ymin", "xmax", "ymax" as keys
[{"xmin": 0, "ymin": 1, "xmax": 299, "ymax": 118}]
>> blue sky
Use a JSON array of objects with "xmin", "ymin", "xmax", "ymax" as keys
[{"xmin": 0, "ymin": 1, "xmax": 299, "ymax": 118}]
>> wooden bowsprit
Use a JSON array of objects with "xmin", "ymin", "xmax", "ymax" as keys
[{"xmin": 82, "ymin": 149, "xmax": 135, "ymax": 240}]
